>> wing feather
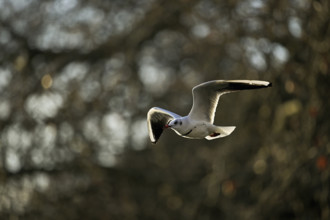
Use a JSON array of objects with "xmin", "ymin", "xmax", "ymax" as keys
[
  {"xmin": 147, "ymin": 107, "xmax": 181, "ymax": 143},
  {"xmin": 188, "ymin": 80, "xmax": 271, "ymax": 123}
]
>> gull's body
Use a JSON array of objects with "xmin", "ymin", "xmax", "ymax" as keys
[{"xmin": 147, "ymin": 80, "xmax": 272, "ymax": 143}]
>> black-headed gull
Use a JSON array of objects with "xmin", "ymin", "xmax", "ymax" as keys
[{"xmin": 147, "ymin": 80, "xmax": 272, "ymax": 143}]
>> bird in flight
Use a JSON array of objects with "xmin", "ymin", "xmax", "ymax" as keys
[{"xmin": 147, "ymin": 80, "xmax": 272, "ymax": 143}]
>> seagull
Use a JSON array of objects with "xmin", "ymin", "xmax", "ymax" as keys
[{"xmin": 147, "ymin": 80, "xmax": 272, "ymax": 143}]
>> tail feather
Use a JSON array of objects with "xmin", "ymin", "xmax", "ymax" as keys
[{"xmin": 205, "ymin": 126, "xmax": 236, "ymax": 140}]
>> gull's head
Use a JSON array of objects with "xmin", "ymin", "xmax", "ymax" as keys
[{"xmin": 165, "ymin": 119, "xmax": 182, "ymax": 129}]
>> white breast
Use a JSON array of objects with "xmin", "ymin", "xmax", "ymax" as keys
[{"xmin": 173, "ymin": 122, "xmax": 210, "ymax": 139}]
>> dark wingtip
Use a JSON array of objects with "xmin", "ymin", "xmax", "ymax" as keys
[{"xmin": 268, "ymin": 82, "xmax": 272, "ymax": 87}]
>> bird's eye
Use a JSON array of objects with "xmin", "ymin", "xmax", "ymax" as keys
[{"xmin": 174, "ymin": 121, "xmax": 177, "ymax": 125}]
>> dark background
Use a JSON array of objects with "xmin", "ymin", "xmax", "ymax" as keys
[{"xmin": 0, "ymin": 0, "xmax": 329, "ymax": 219}]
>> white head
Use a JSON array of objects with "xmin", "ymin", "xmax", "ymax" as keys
[
  {"xmin": 167, "ymin": 118, "xmax": 183, "ymax": 128},
  {"xmin": 164, "ymin": 117, "xmax": 190, "ymax": 135}
]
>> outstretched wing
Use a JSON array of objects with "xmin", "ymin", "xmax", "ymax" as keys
[
  {"xmin": 188, "ymin": 80, "xmax": 271, "ymax": 123},
  {"xmin": 147, "ymin": 107, "xmax": 181, "ymax": 143}
]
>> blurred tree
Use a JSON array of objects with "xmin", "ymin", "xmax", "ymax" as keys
[{"xmin": 0, "ymin": 0, "xmax": 329, "ymax": 219}]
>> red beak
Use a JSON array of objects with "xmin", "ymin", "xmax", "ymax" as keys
[{"xmin": 164, "ymin": 124, "xmax": 170, "ymax": 128}]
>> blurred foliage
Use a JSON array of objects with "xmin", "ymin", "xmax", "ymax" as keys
[{"xmin": 0, "ymin": 0, "xmax": 329, "ymax": 219}]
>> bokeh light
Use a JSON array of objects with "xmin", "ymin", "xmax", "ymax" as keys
[{"xmin": 0, "ymin": 0, "xmax": 329, "ymax": 219}]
